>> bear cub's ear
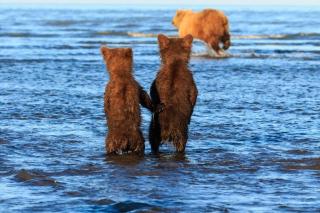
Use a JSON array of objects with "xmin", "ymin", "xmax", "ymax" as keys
[
  {"xmin": 158, "ymin": 34, "xmax": 170, "ymax": 50},
  {"xmin": 182, "ymin": 34, "xmax": 193, "ymax": 49},
  {"xmin": 124, "ymin": 48, "xmax": 133, "ymax": 58},
  {"xmin": 100, "ymin": 46, "xmax": 110, "ymax": 59}
]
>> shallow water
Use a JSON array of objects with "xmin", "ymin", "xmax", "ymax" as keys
[{"xmin": 0, "ymin": 5, "xmax": 320, "ymax": 212}]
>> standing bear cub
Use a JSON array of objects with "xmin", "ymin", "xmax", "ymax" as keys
[
  {"xmin": 101, "ymin": 46, "xmax": 153, "ymax": 155},
  {"xmin": 172, "ymin": 9, "xmax": 231, "ymax": 56},
  {"xmin": 149, "ymin": 34, "xmax": 198, "ymax": 153}
]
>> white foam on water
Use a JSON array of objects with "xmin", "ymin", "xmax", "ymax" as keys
[
  {"xmin": 192, "ymin": 41, "xmax": 231, "ymax": 58},
  {"xmin": 128, "ymin": 32, "xmax": 156, "ymax": 38}
]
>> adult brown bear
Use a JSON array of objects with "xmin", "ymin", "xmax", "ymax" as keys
[
  {"xmin": 172, "ymin": 9, "xmax": 231, "ymax": 56},
  {"xmin": 101, "ymin": 46, "xmax": 153, "ymax": 155},
  {"xmin": 149, "ymin": 34, "xmax": 198, "ymax": 153}
]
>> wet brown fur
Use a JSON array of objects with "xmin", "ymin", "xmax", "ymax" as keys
[
  {"xmin": 149, "ymin": 34, "xmax": 198, "ymax": 153},
  {"xmin": 172, "ymin": 9, "xmax": 231, "ymax": 54},
  {"xmin": 101, "ymin": 46, "xmax": 153, "ymax": 155}
]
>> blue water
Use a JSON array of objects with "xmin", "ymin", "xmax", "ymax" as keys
[{"xmin": 0, "ymin": 5, "xmax": 320, "ymax": 212}]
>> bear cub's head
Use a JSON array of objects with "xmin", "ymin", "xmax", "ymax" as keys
[
  {"xmin": 101, "ymin": 46, "xmax": 133, "ymax": 76},
  {"xmin": 158, "ymin": 34, "xmax": 193, "ymax": 64}
]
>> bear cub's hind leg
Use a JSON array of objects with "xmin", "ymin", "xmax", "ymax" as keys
[{"xmin": 149, "ymin": 116, "xmax": 161, "ymax": 153}]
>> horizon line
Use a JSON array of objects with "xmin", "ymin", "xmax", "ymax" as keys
[{"xmin": 1, "ymin": 3, "xmax": 320, "ymax": 6}]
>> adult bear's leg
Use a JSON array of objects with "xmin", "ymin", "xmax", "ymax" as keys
[{"xmin": 208, "ymin": 37, "xmax": 221, "ymax": 54}]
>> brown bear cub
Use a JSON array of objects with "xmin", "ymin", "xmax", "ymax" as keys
[
  {"xmin": 101, "ymin": 46, "xmax": 153, "ymax": 155},
  {"xmin": 149, "ymin": 34, "xmax": 198, "ymax": 153}
]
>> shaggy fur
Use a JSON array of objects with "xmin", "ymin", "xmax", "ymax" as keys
[
  {"xmin": 172, "ymin": 9, "xmax": 231, "ymax": 55},
  {"xmin": 101, "ymin": 46, "xmax": 153, "ymax": 155},
  {"xmin": 149, "ymin": 34, "xmax": 198, "ymax": 153}
]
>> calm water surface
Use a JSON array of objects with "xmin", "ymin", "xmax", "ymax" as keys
[{"xmin": 0, "ymin": 5, "xmax": 320, "ymax": 212}]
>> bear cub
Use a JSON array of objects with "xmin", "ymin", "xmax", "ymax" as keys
[
  {"xmin": 101, "ymin": 46, "xmax": 153, "ymax": 155},
  {"xmin": 149, "ymin": 34, "xmax": 198, "ymax": 153}
]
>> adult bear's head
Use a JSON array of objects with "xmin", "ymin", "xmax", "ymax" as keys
[
  {"xmin": 222, "ymin": 31, "xmax": 231, "ymax": 50},
  {"xmin": 172, "ymin": 10, "xmax": 193, "ymax": 28}
]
